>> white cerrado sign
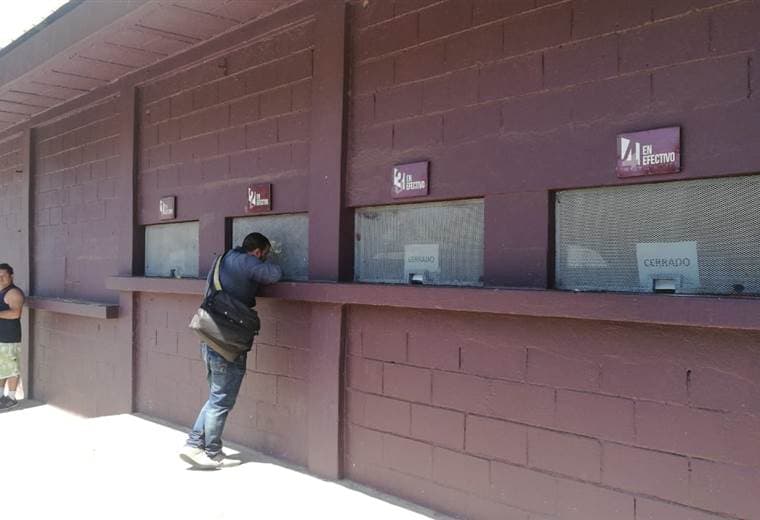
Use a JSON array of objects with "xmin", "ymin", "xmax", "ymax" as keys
[
  {"xmin": 404, "ymin": 244, "xmax": 439, "ymax": 279},
  {"xmin": 635, "ymin": 241, "xmax": 700, "ymax": 290}
]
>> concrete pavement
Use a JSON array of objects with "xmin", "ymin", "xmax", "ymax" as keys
[{"xmin": 1, "ymin": 401, "xmax": 454, "ymax": 519}]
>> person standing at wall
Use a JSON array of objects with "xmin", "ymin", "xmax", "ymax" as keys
[
  {"xmin": 0, "ymin": 264, "xmax": 25, "ymax": 411},
  {"xmin": 180, "ymin": 232, "xmax": 282, "ymax": 469}
]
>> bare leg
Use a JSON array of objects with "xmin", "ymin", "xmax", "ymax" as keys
[{"xmin": 0, "ymin": 376, "xmax": 19, "ymax": 408}]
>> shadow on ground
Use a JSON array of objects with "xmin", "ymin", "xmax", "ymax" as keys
[{"xmin": 1, "ymin": 402, "xmax": 456, "ymax": 520}]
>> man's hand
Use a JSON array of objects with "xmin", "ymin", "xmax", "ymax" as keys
[{"xmin": 269, "ymin": 240, "xmax": 283, "ymax": 256}]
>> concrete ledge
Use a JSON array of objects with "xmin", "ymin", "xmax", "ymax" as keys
[
  {"xmin": 106, "ymin": 276, "xmax": 206, "ymax": 295},
  {"xmin": 27, "ymin": 296, "xmax": 119, "ymax": 319},
  {"xmin": 105, "ymin": 276, "xmax": 760, "ymax": 331}
]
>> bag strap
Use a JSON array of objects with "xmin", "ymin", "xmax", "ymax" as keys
[{"xmin": 211, "ymin": 252, "xmax": 226, "ymax": 292}]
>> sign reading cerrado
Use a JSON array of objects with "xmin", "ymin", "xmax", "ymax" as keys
[
  {"xmin": 617, "ymin": 127, "xmax": 681, "ymax": 178},
  {"xmin": 392, "ymin": 161, "xmax": 429, "ymax": 198}
]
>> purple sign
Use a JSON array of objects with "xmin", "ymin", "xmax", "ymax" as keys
[
  {"xmin": 616, "ymin": 127, "xmax": 681, "ymax": 178},
  {"xmin": 392, "ymin": 161, "xmax": 429, "ymax": 198},
  {"xmin": 159, "ymin": 196, "xmax": 176, "ymax": 220},
  {"xmin": 246, "ymin": 183, "xmax": 272, "ymax": 213}
]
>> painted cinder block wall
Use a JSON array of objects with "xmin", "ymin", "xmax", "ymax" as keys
[
  {"xmin": 6, "ymin": 0, "xmax": 760, "ymax": 519},
  {"xmin": 340, "ymin": 1, "xmax": 760, "ymax": 518},
  {"xmin": 348, "ymin": 0, "xmax": 760, "ymax": 288},
  {"xmin": 131, "ymin": 18, "xmax": 316, "ymax": 465},
  {"xmin": 137, "ymin": 19, "xmax": 314, "ymax": 271},
  {"xmin": 27, "ymin": 97, "xmax": 124, "ymax": 415},
  {"xmin": 0, "ymin": 134, "xmax": 24, "ymax": 259},
  {"xmin": 344, "ymin": 308, "xmax": 760, "ymax": 519},
  {"xmin": 134, "ymin": 293, "xmax": 311, "ymax": 465},
  {"xmin": 32, "ymin": 97, "xmax": 122, "ymax": 301}
]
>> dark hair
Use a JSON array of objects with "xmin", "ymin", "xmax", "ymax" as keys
[
  {"xmin": 0, "ymin": 263, "xmax": 13, "ymax": 275},
  {"xmin": 242, "ymin": 232, "xmax": 271, "ymax": 253}
]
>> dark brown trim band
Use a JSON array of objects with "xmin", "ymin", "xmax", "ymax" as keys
[{"xmin": 105, "ymin": 276, "xmax": 760, "ymax": 331}]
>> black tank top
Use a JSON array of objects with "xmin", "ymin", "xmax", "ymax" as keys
[{"xmin": 0, "ymin": 284, "xmax": 22, "ymax": 343}]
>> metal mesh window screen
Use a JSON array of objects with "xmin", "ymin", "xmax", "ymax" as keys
[
  {"xmin": 555, "ymin": 175, "xmax": 760, "ymax": 295},
  {"xmin": 355, "ymin": 199, "xmax": 484, "ymax": 286},
  {"xmin": 145, "ymin": 222, "xmax": 199, "ymax": 278},
  {"xmin": 232, "ymin": 213, "xmax": 308, "ymax": 281}
]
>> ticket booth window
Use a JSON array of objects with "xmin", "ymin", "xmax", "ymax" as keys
[
  {"xmin": 145, "ymin": 221, "xmax": 199, "ymax": 278},
  {"xmin": 354, "ymin": 199, "xmax": 484, "ymax": 286},
  {"xmin": 555, "ymin": 175, "xmax": 760, "ymax": 295},
  {"xmin": 231, "ymin": 213, "xmax": 308, "ymax": 281}
]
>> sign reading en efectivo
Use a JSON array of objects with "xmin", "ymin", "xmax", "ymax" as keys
[
  {"xmin": 392, "ymin": 161, "xmax": 429, "ymax": 198},
  {"xmin": 246, "ymin": 183, "xmax": 272, "ymax": 214},
  {"xmin": 159, "ymin": 196, "xmax": 176, "ymax": 220},
  {"xmin": 617, "ymin": 127, "xmax": 680, "ymax": 178}
]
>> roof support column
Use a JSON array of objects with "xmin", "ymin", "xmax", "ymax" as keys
[
  {"xmin": 18, "ymin": 128, "xmax": 32, "ymax": 399},
  {"xmin": 307, "ymin": 0, "xmax": 351, "ymax": 282},
  {"xmin": 111, "ymin": 85, "xmax": 140, "ymax": 414},
  {"xmin": 306, "ymin": 0, "xmax": 349, "ymax": 480}
]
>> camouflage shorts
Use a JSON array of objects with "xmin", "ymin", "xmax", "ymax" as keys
[{"xmin": 0, "ymin": 342, "xmax": 20, "ymax": 379}]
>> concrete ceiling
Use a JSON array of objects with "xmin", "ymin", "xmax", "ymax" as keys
[{"xmin": 0, "ymin": 0, "xmax": 297, "ymax": 133}]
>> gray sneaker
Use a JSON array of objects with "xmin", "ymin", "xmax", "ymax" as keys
[
  {"xmin": 0, "ymin": 396, "xmax": 18, "ymax": 410},
  {"xmin": 179, "ymin": 446, "xmax": 221, "ymax": 470},
  {"xmin": 211, "ymin": 452, "xmax": 242, "ymax": 468}
]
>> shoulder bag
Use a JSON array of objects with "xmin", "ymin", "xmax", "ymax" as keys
[{"xmin": 188, "ymin": 252, "xmax": 260, "ymax": 362}]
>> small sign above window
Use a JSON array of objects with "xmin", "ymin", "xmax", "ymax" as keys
[
  {"xmin": 159, "ymin": 196, "xmax": 176, "ymax": 220},
  {"xmin": 616, "ymin": 127, "xmax": 680, "ymax": 178},
  {"xmin": 246, "ymin": 183, "xmax": 272, "ymax": 213},
  {"xmin": 392, "ymin": 161, "xmax": 429, "ymax": 198}
]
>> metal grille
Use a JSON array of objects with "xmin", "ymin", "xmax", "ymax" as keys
[
  {"xmin": 555, "ymin": 175, "xmax": 760, "ymax": 295},
  {"xmin": 232, "ymin": 213, "xmax": 308, "ymax": 281},
  {"xmin": 355, "ymin": 199, "xmax": 484, "ymax": 286},
  {"xmin": 145, "ymin": 222, "xmax": 199, "ymax": 278}
]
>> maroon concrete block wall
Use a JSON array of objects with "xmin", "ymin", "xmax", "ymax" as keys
[
  {"xmin": 340, "ymin": 3, "xmax": 760, "ymax": 512},
  {"xmin": 33, "ymin": 97, "xmax": 122, "ymax": 301},
  {"xmin": 128, "ymin": 14, "xmax": 317, "ymax": 463},
  {"xmin": 133, "ymin": 293, "xmax": 205, "ymax": 424},
  {"xmin": 346, "ymin": 0, "xmax": 760, "ymax": 287},
  {"xmin": 137, "ymin": 20, "xmax": 314, "ymax": 271},
  {"xmin": 0, "ymin": 134, "xmax": 24, "ymax": 269},
  {"xmin": 10, "ymin": 0, "xmax": 760, "ymax": 517},
  {"xmin": 348, "ymin": 0, "xmax": 760, "ymax": 200},
  {"xmin": 344, "ymin": 305, "xmax": 760, "ymax": 519},
  {"xmin": 134, "ymin": 293, "xmax": 310, "ymax": 465},
  {"xmin": 32, "ymin": 310, "xmax": 121, "ymax": 416},
  {"xmin": 28, "ymin": 97, "xmax": 123, "ymax": 414}
]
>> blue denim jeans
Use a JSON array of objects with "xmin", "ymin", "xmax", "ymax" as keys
[{"xmin": 186, "ymin": 344, "xmax": 247, "ymax": 457}]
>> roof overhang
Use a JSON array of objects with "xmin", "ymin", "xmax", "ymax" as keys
[{"xmin": 0, "ymin": 0, "xmax": 297, "ymax": 133}]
